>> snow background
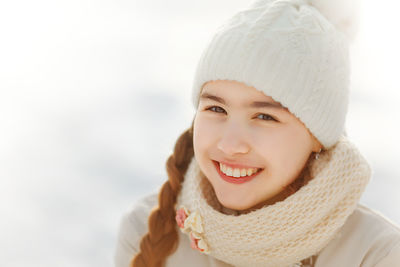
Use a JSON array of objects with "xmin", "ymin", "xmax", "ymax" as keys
[{"xmin": 0, "ymin": 0, "xmax": 399, "ymax": 266}]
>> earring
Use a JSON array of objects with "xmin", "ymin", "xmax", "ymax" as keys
[{"xmin": 315, "ymin": 148, "xmax": 322, "ymax": 160}]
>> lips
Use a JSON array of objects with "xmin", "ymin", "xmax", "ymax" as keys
[{"xmin": 212, "ymin": 160, "xmax": 262, "ymax": 184}]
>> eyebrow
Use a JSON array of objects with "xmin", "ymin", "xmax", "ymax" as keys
[{"xmin": 200, "ymin": 92, "xmax": 285, "ymax": 109}]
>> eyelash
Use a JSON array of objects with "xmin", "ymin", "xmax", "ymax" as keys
[{"xmin": 205, "ymin": 106, "xmax": 278, "ymax": 122}]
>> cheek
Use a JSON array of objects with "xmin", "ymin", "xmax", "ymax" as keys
[
  {"xmin": 193, "ymin": 113, "xmax": 215, "ymax": 156},
  {"xmin": 277, "ymin": 127, "xmax": 313, "ymax": 175},
  {"xmin": 254, "ymin": 125, "xmax": 313, "ymax": 175}
]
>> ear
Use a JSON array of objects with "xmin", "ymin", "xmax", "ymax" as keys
[{"xmin": 311, "ymin": 135, "xmax": 323, "ymax": 152}]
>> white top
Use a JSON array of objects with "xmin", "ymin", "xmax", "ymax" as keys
[{"xmin": 114, "ymin": 193, "xmax": 400, "ymax": 267}]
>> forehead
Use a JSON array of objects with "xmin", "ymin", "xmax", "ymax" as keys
[{"xmin": 201, "ymin": 80, "xmax": 282, "ymax": 105}]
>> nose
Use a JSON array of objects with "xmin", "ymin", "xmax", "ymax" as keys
[{"xmin": 217, "ymin": 124, "xmax": 251, "ymax": 156}]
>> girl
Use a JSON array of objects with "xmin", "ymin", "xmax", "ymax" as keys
[{"xmin": 115, "ymin": 0, "xmax": 400, "ymax": 266}]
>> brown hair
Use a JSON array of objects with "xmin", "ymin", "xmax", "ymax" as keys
[
  {"xmin": 131, "ymin": 120, "xmax": 323, "ymax": 266},
  {"xmin": 130, "ymin": 123, "xmax": 194, "ymax": 267}
]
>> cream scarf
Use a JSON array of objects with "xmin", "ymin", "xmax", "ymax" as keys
[{"xmin": 176, "ymin": 136, "xmax": 371, "ymax": 267}]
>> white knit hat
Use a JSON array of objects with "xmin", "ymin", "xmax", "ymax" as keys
[{"xmin": 191, "ymin": 0, "xmax": 359, "ymax": 149}]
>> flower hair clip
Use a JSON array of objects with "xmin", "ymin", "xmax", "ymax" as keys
[{"xmin": 175, "ymin": 206, "xmax": 209, "ymax": 254}]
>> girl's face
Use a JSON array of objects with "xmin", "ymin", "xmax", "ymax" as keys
[{"xmin": 193, "ymin": 80, "xmax": 322, "ymax": 210}]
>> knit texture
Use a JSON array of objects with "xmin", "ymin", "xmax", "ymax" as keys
[
  {"xmin": 191, "ymin": 0, "xmax": 351, "ymax": 149},
  {"xmin": 176, "ymin": 136, "xmax": 371, "ymax": 267}
]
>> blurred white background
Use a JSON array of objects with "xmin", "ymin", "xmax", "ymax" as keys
[{"xmin": 0, "ymin": 0, "xmax": 399, "ymax": 266}]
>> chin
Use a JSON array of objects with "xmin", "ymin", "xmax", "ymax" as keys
[{"xmin": 215, "ymin": 191, "xmax": 255, "ymax": 211}]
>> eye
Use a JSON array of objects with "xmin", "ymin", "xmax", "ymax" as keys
[
  {"xmin": 206, "ymin": 106, "xmax": 226, "ymax": 114},
  {"xmin": 256, "ymin": 113, "xmax": 277, "ymax": 122}
]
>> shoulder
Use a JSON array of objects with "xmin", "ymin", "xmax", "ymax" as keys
[
  {"xmin": 351, "ymin": 204, "xmax": 400, "ymax": 235},
  {"xmin": 114, "ymin": 192, "xmax": 158, "ymax": 267},
  {"xmin": 351, "ymin": 204, "xmax": 400, "ymax": 266},
  {"xmin": 315, "ymin": 203, "xmax": 400, "ymax": 267},
  {"xmin": 113, "ymin": 192, "xmax": 230, "ymax": 267}
]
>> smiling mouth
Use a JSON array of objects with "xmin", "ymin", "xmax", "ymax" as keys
[{"xmin": 212, "ymin": 160, "xmax": 263, "ymax": 184}]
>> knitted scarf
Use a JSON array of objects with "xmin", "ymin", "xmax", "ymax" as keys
[{"xmin": 176, "ymin": 136, "xmax": 371, "ymax": 267}]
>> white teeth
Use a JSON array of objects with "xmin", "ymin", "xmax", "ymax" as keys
[
  {"xmin": 226, "ymin": 167, "xmax": 233, "ymax": 176},
  {"xmin": 218, "ymin": 162, "xmax": 260, "ymax": 178},
  {"xmin": 233, "ymin": 169, "xmax": 241, "ymax": 177},
  {"xmin": 219, "ymin": 162, "xmax": 225, "ymax": 173}
]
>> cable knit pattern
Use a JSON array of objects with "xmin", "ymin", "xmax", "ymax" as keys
[
  {"xmin": 176, "ymin": 136, "xmax": 371, "ymax": 267},
  {"xmin": 191, "ymin": 0, "xmax": 351, "ymax": 148}
]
